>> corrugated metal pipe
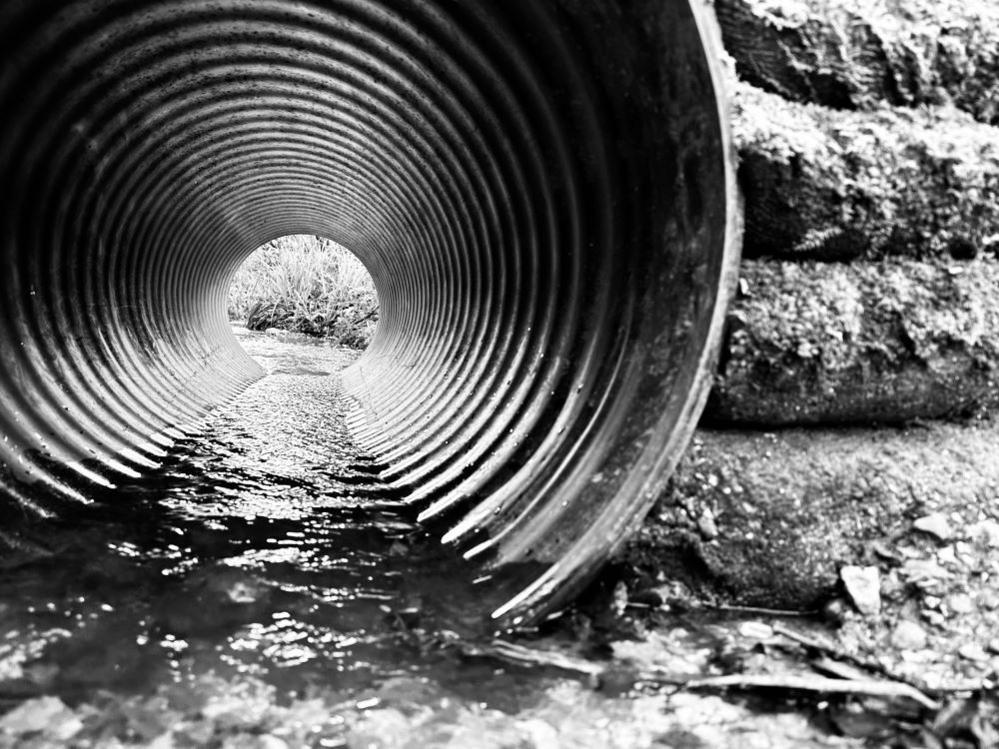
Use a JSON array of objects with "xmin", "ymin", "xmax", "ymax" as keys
[{"xmin": 0, "ymin": 0, "xmax": 740, "ymax": 624}]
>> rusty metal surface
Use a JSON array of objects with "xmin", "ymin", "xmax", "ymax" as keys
[{"xmin": 0, "ymin": 0, "xmax": 740, "ymax": 623}]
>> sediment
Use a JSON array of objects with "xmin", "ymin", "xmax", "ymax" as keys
[{"xmin": 628, "ymin": 419, "xmax": 999, "ymax": 608}]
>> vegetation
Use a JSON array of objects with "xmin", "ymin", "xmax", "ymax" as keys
[{"xmin": 227, "ymin": 235, "xmax": 379, "ymax": 349}]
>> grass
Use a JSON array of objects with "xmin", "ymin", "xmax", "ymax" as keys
[{"xmin": 227, "ymin": 235, "xmax": 379, "ymax": 349}]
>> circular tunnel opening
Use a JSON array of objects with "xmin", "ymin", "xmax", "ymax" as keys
[
  {"xmin": 228, "ymin": 234, "xmax": 380, "ymax": 349},
  {"xmin": 0, "ymin": 0, "xmax": 739, "ymax": 624}
]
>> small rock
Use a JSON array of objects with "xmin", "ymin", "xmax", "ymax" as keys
[
  {"xmin": 901, "ymin": 558, "xmax": 950, "ymax": 587},
  {"xmin": 891, "ymin": 620, "xmax": 928, "ymax": 650},
  {"xmin": 387, "ymin": 540, "xmax": 408, "ymax": 557},
  {"xmin": 738, "ymin": 621, "xmax": 773, "ymax": 640},
  {"xmin": 257, "ymin": 736, "xmax": 289, "ymax": 749},
  {"xmin": 870, "ymin": 542, "xmax": 899, "ymax": 562},
  {"xmin": 147, "ymin": 734, "xmax": 176, "ymax": 749},
  {"xmin": 914, "ymin": 513, "xmax": 952, "ymax": 542},
  {"xmin": 958, "ymin": 643, "xmax": 989, "ymax": 662},
  {"xmin": 0, "ymin": 696, "xmax": 82, "ymax": 740},
  {"xmin": 987, "ymin": 639, "xmax": 999, "ymax": 655},
  {"xmin": 611, "ymin": 581, "xmax": 628, "ymax": 616},
  {"xmin": 225, "ymin": 580, "xmax": 261, "ymax": 604},
  {"xmin": 982, "ymin": 591, "xmax": 999, "ymax": 611},
  {"xmin": 841, "ymin": 565, "xmax": 881, "ymax": 616},
  {"xmin": 822, "ymin": 597, "xmax": 850, "ymax": 626},
  {"xmin": 518, "ymin": 718, "xmax": 559, "ymax": 749},
  {"xmin": 697, "ymin": 509, "xmax": 719, "ymax": 540},
  {"xmin": 937, "ymin": 545, "xmax": 958, "ymax": 567},
  {"xmin": 968, "ymin": 519, "xmax": 999, "ymax": 549},
  {"xmin": 924, "ymin": 610, "xmax": 946, "ymax": 627},
  {"xmin": 947, "ymin": 593, "xmax": 975, "ymax": 614}
]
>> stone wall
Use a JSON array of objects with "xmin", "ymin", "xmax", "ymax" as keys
[
  {"xmin": 715, "ymin": 0, "xmax": 999, "ymax": 125},
  {"xmin": 708, "ymin": 0, "xmax": 999, "ymax": 425}
]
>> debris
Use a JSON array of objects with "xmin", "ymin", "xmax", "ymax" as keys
[
  {"xmin": 913, "ymin": 513, "xmax": 953, "ymax": 542},
  {"xmin": 683, "ymin": 674, "xmax": 940, "ymax": 711},
  {"xmin": 841, "ymin": 565, "xmax": 882, "ymax": 616},
  {"xmin": 463, "ymin": 640, "xmax": 604, "ymax": 679},
  {"xmin": 810, "ymin": 657, "xmax": 871, "ymax": 682},
  {"xmin": 711, "ymin": 604, "xmax": 815, "ymax": 617},
  {"xmin": 770, "ymin": 623, "xmax": 938, "ymax": 699}
]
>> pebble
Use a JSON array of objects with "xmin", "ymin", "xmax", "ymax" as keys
[
  {"xmin": 518, "ymin": 718, "xmax": 559, "ymax": 749},
  {"xmin": 913, "ymin": 513, "xmax": 953, "ymax": 542},
  {"xmin": 891, "ymin": 620, "xmax": 928, "ymax": 650},
  {"xmin": 257, "ymin": 736, "xmax": 290, "ymax": 749},
  {"xmin": 821, "ymin": 597, "xmax": 850, "ymax": 626},
  {"xmin": 968, "ymin": 519, "xmax": 999, "ymax": 549},
  {"xmin": 902, "ymin": 558, "xmax": 949, "ymax": 585},
  {"xmin": 947, "ymin": 593, "xmax": 975, "ymax": 614},
  {"xmin": 988, "ymin": 639, "xmax": 999, "ymax": 656},
  {"xmin": 697, "ymin": 509, "xmax": 719, "ymax": 540},
  {"xmin": 924, "ymin": 610, "xmax": 946, "ymax": 627},
  {"xmin": 958, "ymin": 643, "xmax": 989, "ymax": 663},
  {"xmin": 937, "ymin": 545, "xmax": 958, "ymax": 566},
  {"xmin": 387, "ymin": 540, "xmax": 408, "ymax": 557},
  {"xmin": 226, "ymin": 581, "xmax": 261, "ymax": 604},
  {"xmin": 738, "ymin": 621, "xmax": 773, "ymax": 640},
  {"xmin": 0, "ymin": 696, "xmax": 82, "ymax": 740},
  {"xmin": 840, "ymin": 565, "xmax": 881, "ymax": 616},
  {"xmin": 147, "ymin": 734, "xmax": 176, "ymax": 749}
]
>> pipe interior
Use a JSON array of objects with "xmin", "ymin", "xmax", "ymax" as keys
[{"xmin": 0, "ymin": 0, "xmax": 739, "ymax": 623}]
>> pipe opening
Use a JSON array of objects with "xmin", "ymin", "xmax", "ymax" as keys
[
  {"xmin": 228, "ymin": 235, "xmax": 380, "ymax": 349},
  {"xmin": 0, "ymin": 0, "xmax": 740, "ymax": 624}
]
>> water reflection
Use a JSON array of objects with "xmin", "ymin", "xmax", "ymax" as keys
[
  {"xmin": 0, "ymin": 330, "xmax": 858, "ymax": 748},
  {"xmin": 0, "ymin": 330, "xmax": 536, "ymax": 706}
]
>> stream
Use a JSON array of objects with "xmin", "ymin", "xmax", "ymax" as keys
[{"xmin": 0, "ymin": 329, "xmax": 853, "ymax": 748}]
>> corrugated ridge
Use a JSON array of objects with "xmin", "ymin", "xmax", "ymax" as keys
[{"xmin": 0, "ymin": 0, "xmax": 739, "ymax": 624}]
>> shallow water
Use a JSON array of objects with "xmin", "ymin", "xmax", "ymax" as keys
[{"xmin": 0, "ymin": 330, "xmax": 846, "ymax": 748}]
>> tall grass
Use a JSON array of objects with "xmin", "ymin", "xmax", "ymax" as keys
[{"xmin": 227, "ymin": 235, "xmax": 379, "ymax": 349}]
